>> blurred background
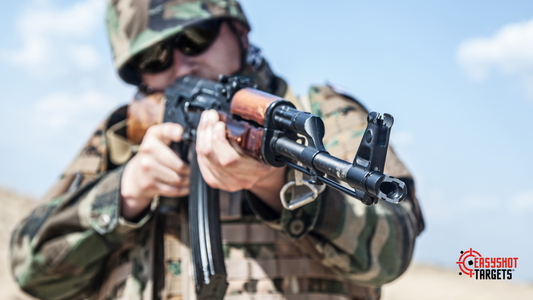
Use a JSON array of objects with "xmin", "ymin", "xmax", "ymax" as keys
[{"xmin": 0, "ymin": 0, "xmax": 532, "ymax": 298}]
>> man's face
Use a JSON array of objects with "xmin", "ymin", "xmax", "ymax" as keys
[{"xmin": 140, "ymin": 21, "xmax": 245, "ymax": 91}]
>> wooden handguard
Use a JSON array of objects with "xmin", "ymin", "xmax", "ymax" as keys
[
  {"xmin": 220, "ymin": 88, "xmax": 283, "ymax": 160},
  {"xmin": 230, "ymin": 88, "xmax": 282, "ymax": 126},
  {"xmin": 218, "ymin": 111, "xmax": 263, "ymax": 160},
  {"xmin": 126, "ymin": 89, "xmax": 277, "ymax": 161}
]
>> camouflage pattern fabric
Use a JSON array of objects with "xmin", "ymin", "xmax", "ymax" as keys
[
  {"xmin": 106, "ymin": 0, "xmax": 249, "ymax": 83},
  {"xmin": 10, "ymin": 57, "xmax": 424, "ymax": 300}
]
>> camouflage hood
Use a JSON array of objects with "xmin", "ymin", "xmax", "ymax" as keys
[{"xmin": 106, "ymin": 0, "xmax": 250, "ymax": 84}]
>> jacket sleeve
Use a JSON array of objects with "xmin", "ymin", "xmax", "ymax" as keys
[
  {"xmin": 248, "ymin": 85, "xmax": 425, "ymax": 286},
  {"xmin": 9, "ymin": 114, "xmax": 151, "ymax": 300}
]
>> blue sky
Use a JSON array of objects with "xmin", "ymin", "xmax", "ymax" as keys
[{"xmin": 1, "ymin": 0, "xmax": 532, "ymax": 281}]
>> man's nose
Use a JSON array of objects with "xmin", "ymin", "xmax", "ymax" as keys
[{"xmin": 171, "ymin": 49, "xmax": 197, "ymax": 79}]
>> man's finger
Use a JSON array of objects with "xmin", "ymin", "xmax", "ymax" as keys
[
  {"xmin": 148, "ymin": 162, "xmax": 190, "ymax": 187},
  {"xmin": 145, "ymin": 122, "xmax": 184, "ymax": 145},
  {"xmin": 140, "ymin": 127, "xmax": 190, "ymax": 174},
  {"xmin": 196, "ymin": 110, "xmax": 218, "ymax": 158},
  {"xmin": 155, "ymin": 182, "xmax": 190, "ymax": 197},
  {"xmin": 149, "ymin": 138, "xmax": 190, "ymax": 174},
  {"xmin": 210, "ymin": 121, "xmax": 243, "ymax": 167}
]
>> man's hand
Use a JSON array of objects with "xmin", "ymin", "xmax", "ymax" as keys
[
  {"xmin": 121, "ymin": 123, "xmax": 190, "ymax": 220},
  {"xmin": 196, "ymin": 110, "xmax": 286, "ymax": 213}
]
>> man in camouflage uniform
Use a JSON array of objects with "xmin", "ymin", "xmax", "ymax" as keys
[{"xmin": 10, "ymin": 1, "xmax": 424, "ymax": 299}]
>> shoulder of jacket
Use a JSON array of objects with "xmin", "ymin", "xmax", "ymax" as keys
[
  {"xmin": 62, "ymin": 105, "xmax": 128, "ymax": 177},
  {"xmin": 39, "ymin": 106, "xmax": 127, "ymax": 203},
  {"xmin": 306, "ymin": 83, "xmax": 368, "ymax": 118}
]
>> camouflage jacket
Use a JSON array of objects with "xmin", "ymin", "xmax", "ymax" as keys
[{"xmin": 10, "ymin": 60, "xmax": 424, "ymax": 300}]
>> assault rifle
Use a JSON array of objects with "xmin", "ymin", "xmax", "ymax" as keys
[
  {"xmin": 154, "ymin": 75, "xmax": 406, "ymax": 300},
  {"xmin": 127, "ymin": 75, "xmax": 406, "ymax": 299}
]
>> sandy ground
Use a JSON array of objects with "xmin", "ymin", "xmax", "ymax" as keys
[
  {"xmin": 0, "ymin": 188, "xmax": 38, "ymax": 300},
  {"xmin": 1, "ymin": 187, "xmax": 531, "ymax": 300},
  {"xmin": 381, "ymin": 263, "xmax": 533, "ymax": 300}
]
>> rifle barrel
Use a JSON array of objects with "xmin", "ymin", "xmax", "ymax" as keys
[{"xmin": 274, "ymin": 136, "xmax": 405, "ymax": 204}]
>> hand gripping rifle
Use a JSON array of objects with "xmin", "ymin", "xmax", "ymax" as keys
[{"xmin": 130, "ymin": 75, "xmax": 407, "ymax": 300}]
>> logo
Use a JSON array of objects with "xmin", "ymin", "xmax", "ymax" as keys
[{"xmin": 457, "ymin": 248, "xmax": 518, "ymax": 280}]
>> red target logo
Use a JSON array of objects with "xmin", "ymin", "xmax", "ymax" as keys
[{"xmin": 456, "ymin": 248, "xmax": 482, "ymax": 277}]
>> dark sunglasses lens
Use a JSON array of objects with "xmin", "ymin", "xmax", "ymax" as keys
[
  {"xmin": 133, "ymin": 42, "xmax": 172, "ymax": 73},
  {"xmin": 175, "ymin": 20, "xmax": 222, "ymax": 56},
  {"xmin": 131, "ymin": 20, "xmax": 222, "ymax": 73}
]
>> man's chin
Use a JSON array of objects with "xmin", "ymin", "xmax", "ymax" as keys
[
  {"xmin": 196, "ymin": 73, "xmax": 223, "ymax": 82},
  {"xmin": 190, "ymin": 70, "xmax": 235, "ymax": 82},
  {"xmin": 165, "ymin": 72, "xmax": 232, "ymax": 89}
]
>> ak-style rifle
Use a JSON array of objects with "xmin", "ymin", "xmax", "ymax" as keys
[{"xmin": 127, "ymin": 75, "xmax": 406, "ymax": 300}]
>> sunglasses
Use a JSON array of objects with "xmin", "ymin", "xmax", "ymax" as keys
[{"xmin": 130, "ymin": 19, "xmax": 223, "ymax": 74}]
